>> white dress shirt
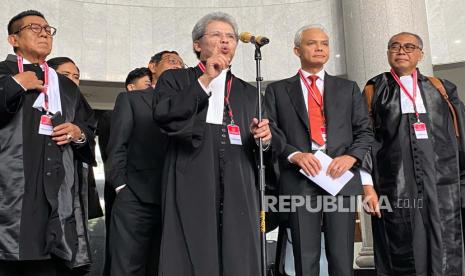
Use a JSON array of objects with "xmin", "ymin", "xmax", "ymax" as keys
[
  {"xmin": 399, "ymin": 75, "xmax": 426, "ymax": 114},
  {"xmin": 12, "ymin": 57, "xmax": 62, "ymax": 115},
  {"xmin": 288, "ymin": 68, "xmax": 373, "ymax": 185},
  {"xmin": 198, "ymin": 69, "xmax": 229, "ymax": 125}
]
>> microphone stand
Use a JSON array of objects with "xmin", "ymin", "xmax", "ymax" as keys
[{"xmin": 254, "ymin": 43, "xmax": 267, "ymax": 276}]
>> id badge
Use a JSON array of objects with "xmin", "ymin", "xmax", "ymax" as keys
[
  {"xmin": 413, "ymin": 122, "xmax": 428, "ymax": 139},
  {"xmin": 321, "ymin": 126, "xmax": 327, "ymax": 143},
  {"xmin": 38, "ymin": 114, "xmax": 53, "ymax": 136},
  {"xmin": 227, "ymin": 124, "xmax": 242, "ymax": 145}
]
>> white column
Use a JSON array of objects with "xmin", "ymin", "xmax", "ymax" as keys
[{"xmin": 342, "ymin": 0, "xmax": 433, "ymax": 89}]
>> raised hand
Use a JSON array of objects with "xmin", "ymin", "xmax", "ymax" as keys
[
  {"xmin": 198, "ymin": 45, "xmax": 230, "ymax": 87},
  {"xmin": 13, "ymin": 71, "xmax": 44, "ymax": 91}
]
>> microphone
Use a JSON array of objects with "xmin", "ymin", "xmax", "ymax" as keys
[{"xmin": 239, "ymin": 32, "xmax": 270, "ymax": 46}]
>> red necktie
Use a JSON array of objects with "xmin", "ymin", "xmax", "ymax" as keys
[{"xmin": 307, "ymin": 75, "xmax": 325, "ymax": 145}]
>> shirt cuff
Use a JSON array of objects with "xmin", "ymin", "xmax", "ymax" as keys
[
  {"xmin": 197, "ymin": 79, "xmax": 212, "ymax": 96},
  {"xmin": 115, "ymin": 184, "xmax": 126, "ymax": 193},
  {"xmin": 254, "ymin": 138, "xmax": 271, "ymax": 150},
  {"xmin": 287, "ymin": 151, "xmax": 301, "ymax": 164},
  {"xmin": 12, "ymin": 76, "xmax": 27, "ymax": 91},
  {"xmin": 360, "ymin": 169, "xmax": 373, "ymax": 186}
]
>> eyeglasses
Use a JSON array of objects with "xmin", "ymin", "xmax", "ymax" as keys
[
  {"xmin": 201, "ymin": 31, "xmax": 237, "ymax": 42},
  {"xmin": 14, "ymin": 23, "xmax": 57, "ymax": 36},
  {"xmin": 161, "ymin": 56, "xmax": 185, "ymax": 67},
  {"xmin": 388, "ymin": 43, "xmax": 422, "ymax": 53}
]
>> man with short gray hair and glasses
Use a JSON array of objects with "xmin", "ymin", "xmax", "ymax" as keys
[
  {"xmin": 154, "ymin": 11, "xmax": 272, "ymax": 276},
  {"xmin": 363, "ymin": 32, "xmax": 465, "ymax": 275}
]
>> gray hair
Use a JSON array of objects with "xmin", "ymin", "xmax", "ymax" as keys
[
  {"xmin": 191, "ymin": 12, "xmax": 239, "ymax": 59},
  {"xmin": 294, "ymin": 24, "xmax": 328, "ymax": 47},
  {"xmin": 388, "ymin": 32, "xmax": 423, "ymax": 50}
]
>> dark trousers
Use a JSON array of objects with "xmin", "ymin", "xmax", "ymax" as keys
[
  {"xmin": 0, "ymin": 259, "xmax": 85, "ymax": 276},
  {"xmin": 103, "ymin": 181, "xmax": 116, "ymax": 276},
  {"xmin": 109, "ymin": 185, "xmax": 162, "ymax": 276},
  {"xmin": 289, "ymin": 195, "xmax": 356, "ymax": 276}
]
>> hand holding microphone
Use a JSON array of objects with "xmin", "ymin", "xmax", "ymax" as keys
[{"xmin": 239, "ymin": 32, "xmax": 270, "ymax": 46}]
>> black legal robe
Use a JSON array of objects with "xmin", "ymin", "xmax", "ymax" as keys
[
  {"xmin": 364, "ymin": 71, "xmax": 465, "ymax": 276},
  {"xmin": 0, "ymin": 55, "xmax": 95, "ymax": 267},
  {"xmin": 154, "ymin": 67, "xmax": 261, "ymax": 276}
]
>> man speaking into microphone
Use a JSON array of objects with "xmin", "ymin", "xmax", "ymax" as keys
[{"xmin": 153, "ymin": 11, "xmax": 272, "ymax": 276}]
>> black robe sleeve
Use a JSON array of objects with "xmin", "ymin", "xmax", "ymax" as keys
[
  {"xmin": 439, "ymin": 79, "xmax": 465, "ymax": 207},
  {"xmin": 71, "ymin": 91, "xmax": 97, "ymax": 166},
  {"xmin": 153, "ymin": 69, "xmax": 210, "ymax": 148},
  {"xmin": 361, "ymin": 76, "xmax": 384, "ymax": 176},
  {"xmin": 0, "ymin": 75, "xmax": 26, "ymax": 127}
]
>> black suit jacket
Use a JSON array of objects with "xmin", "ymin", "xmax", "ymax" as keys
[
  {"xmin": 265, "ymin": 73, "xmax": 373, "ymax": 196},
  {"xmin": 97, "ymin": 110, "xmax": 112, "ymax": 163},
  {"xmin": 105, "ymin": 88, "xmax": 168, "ymax": 204}
]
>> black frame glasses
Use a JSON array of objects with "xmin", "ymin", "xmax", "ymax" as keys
[
  {"xmin": 388, "ymin": 43, "xmax": 422, "ymax": 53},
  {"xmin": 14, "ymin": 23, "xmax": 57, "ymax": 36}
]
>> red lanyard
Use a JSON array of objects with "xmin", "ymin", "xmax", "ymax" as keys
[
  {"xmin": 299, "ymin": 70, "xmax": 323, "ymax": 108},
  {"xmin": 390, "ymin": 68, "xmax": 420, "ymax": 120},
  {"xmin": 197, "ymin": 62, "xmax": 235, "ymax": 124},
  {"xmin": 17, "ymin": 55, "xmax": 49, "ymax": 111},
  {"xmin": 298, "ymin": 69, "xmax": 325, "ymax": 120}
]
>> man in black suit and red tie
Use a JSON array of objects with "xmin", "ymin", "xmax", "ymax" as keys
[{"xmin": 265, "ymin": 25, "xmax": 374, "ymax": 276}]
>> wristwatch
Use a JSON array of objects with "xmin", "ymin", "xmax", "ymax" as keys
[{"xmin": 74, "ymin": 131, "xmax": 86, "ymax": 143}]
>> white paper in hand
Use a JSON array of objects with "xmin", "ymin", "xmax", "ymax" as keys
[{"xmin": 299, "ymin": 151, "xmax": 354, "ymax": 196}]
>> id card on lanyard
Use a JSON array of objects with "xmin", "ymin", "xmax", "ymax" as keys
[
  {"xmin": 390, "ymin": 68, "xmax": 428, "ymax": 140},
  {"xmin": 198, "ymin": 62, "xmax": 242, "ymax": 145},
  {"xmin": 17, "ymin": 55, "xmax": 53, "ymax": 136}
]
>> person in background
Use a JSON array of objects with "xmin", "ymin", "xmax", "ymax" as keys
[
  {"xmin": 105, "ymin": 67, "xmax": 170, "ymax": 276},
  {"xmin": 48, "ymin": 56, "xmax": 103, "ymax": 221},
  {"xmin": 100, "ymin": 58, "xmax": 181, "ymax": 276},
  {"xmin": 125, "ymin": 67, "xmax": 152, "ymax": 91},
  {"xmin": 147, "ymin": 50, "xmax": 184, "ymax": 88},
  {"xmin": 47, "ymin": 56, "xmax": 80, "ymax": 85}
]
